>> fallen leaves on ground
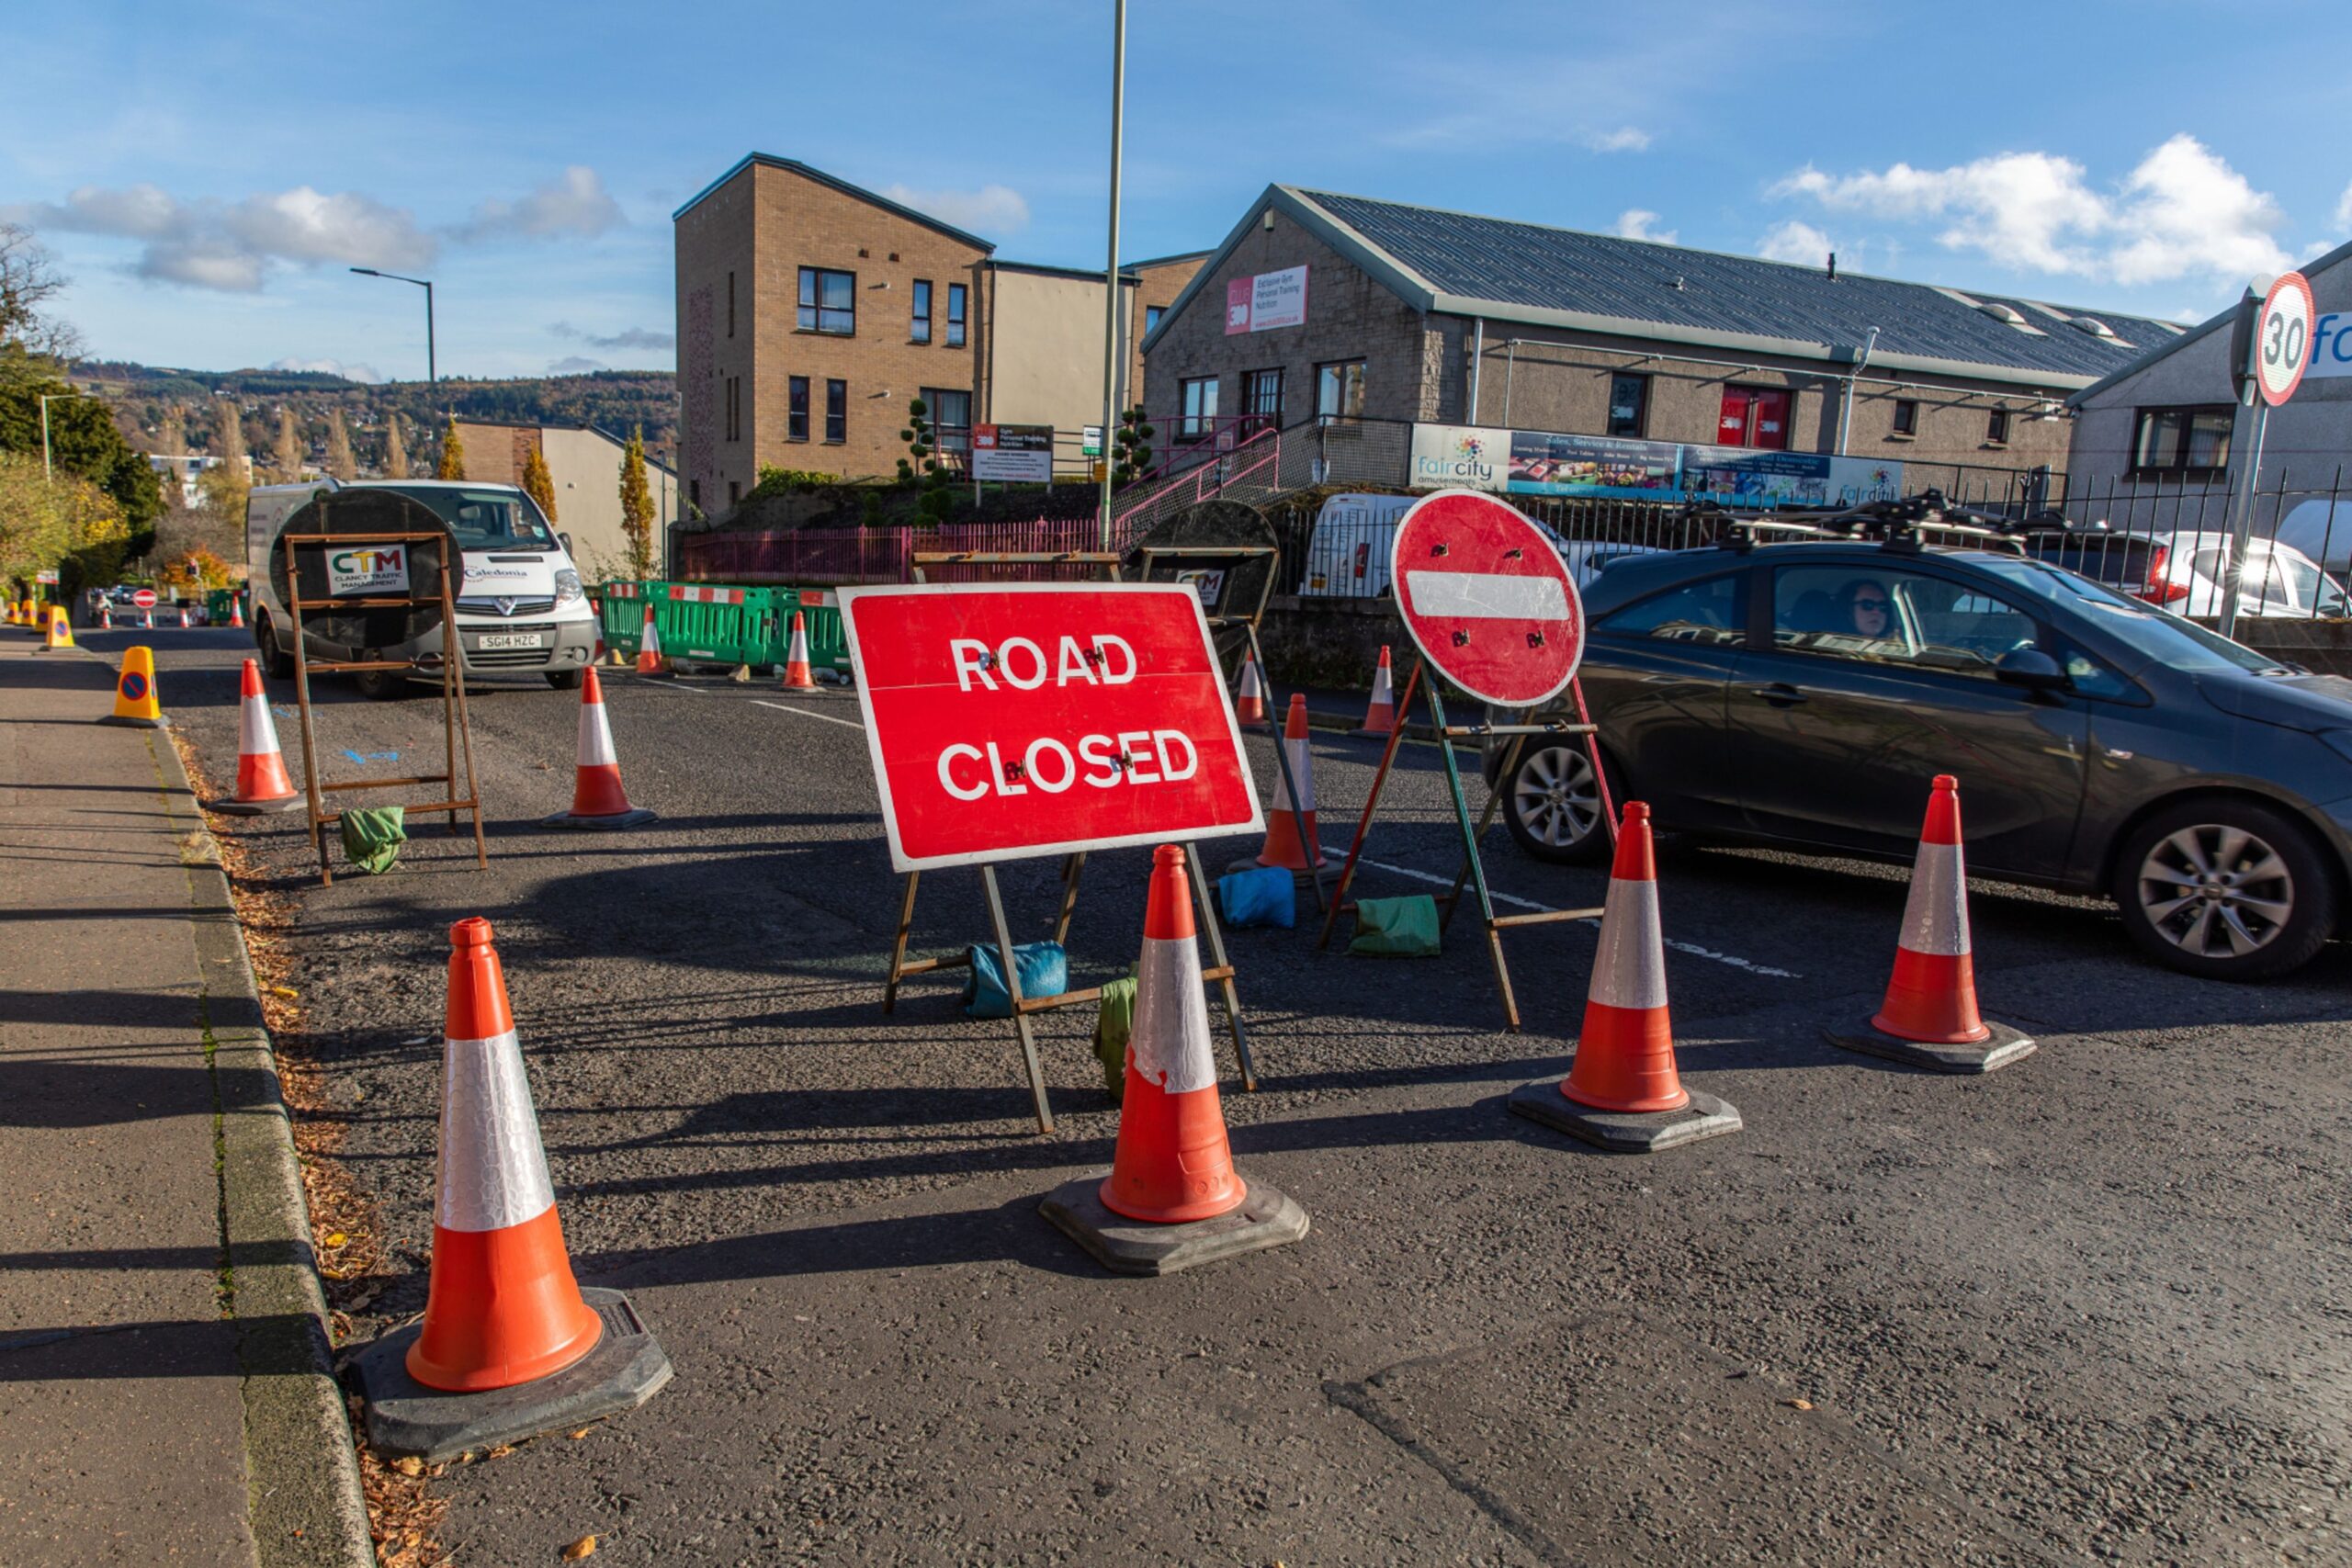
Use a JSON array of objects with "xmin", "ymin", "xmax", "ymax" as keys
[
  {"xmin": 1782, "ymin": 1397, "xmax": 1815, "ymax": 1410},
  {"xmin": 560, "ymin": 1535, "xmax": 597, "ymax": 1560}
]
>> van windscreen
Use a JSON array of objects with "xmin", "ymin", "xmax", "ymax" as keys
[{"xmin": 401, "ymin": 488, "xmax": 556, "ymax": 550}]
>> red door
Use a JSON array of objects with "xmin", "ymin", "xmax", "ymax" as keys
[
  {"xmin": 1716, "ymin": 388, "xmax": 1792, "ymax": 449},
  {"xmin": 1717, "ymin": 389, "xmax": 1750, "ymax": 444}
]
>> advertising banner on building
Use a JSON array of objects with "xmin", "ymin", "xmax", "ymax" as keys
[
  {"xmin": 2310, "ymin": 312, "xmax": 2352, "ymax": 380},
  {"xmin": 1409, "ymin": 423, "xmax": 1902, "ymax": 509},
  {"xmin": 972, "ymin": 423, "xmax": 1055, "ymax": 483},
  {"xmin": 1225, "ymin": 265, "xmax": 1309, "ymax": 334}
]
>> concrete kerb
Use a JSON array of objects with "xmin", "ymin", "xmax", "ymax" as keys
[{"xmin": 153, "ymin": 723, "xmax": 375, "ymax": 1568}]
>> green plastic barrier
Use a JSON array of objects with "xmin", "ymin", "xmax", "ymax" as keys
[
  {"xmin": 761, "ymin": 586, "xmax": 851, "ymax": 671},
  {"xmin": 597, "ymin": 581, "xmax": 850, "ymax": 673}
]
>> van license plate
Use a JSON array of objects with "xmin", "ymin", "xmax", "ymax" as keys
[{"xmin": 477, "ymin": 633, "xmax": 544, "ymax": 650}]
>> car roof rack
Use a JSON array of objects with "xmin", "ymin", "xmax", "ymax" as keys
[{"xmin": 1708, "ymin": 490, "xmax": 2113, "ymax": 558}]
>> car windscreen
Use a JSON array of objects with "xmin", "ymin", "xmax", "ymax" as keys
[
  {"xmin": 1971, "ymin": 556, "xmax": 2284, "ymax": 674},
  {"xmin": 393, "ymin": 488, "xmax": 556, "ymax": 551}
]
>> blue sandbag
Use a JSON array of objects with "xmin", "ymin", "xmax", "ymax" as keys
[
  {"xmin": 963, "ymin": 940, "xmax": 1069, "ymax": 1020},
  {"xmin": 1217, "ymin": 864, "xmax": 1296, "ymax": 929}
]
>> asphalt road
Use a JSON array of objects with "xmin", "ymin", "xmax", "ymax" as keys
[{"xmin": 106, "ymin": 625, "xmax": 2352, "ymax": 1566}]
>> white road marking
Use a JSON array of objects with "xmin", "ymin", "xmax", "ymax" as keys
[
  {"xmin": 749, "ymin": 697, "xmax": 866, "ymax": 731},
  {"xmin": 1405, "ymin": 570, "xmax": 1570, "ymax": 620},
  {"xmin": 1326, "ymin": 841, "xmax": 1799, "ymax": 979}
]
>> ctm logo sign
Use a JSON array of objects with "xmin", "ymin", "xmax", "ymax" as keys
[{"xmin": 325, "ymin": 544, "xmax": 410, "ymax": 596}]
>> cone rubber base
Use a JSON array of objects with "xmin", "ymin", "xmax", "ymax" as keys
[
  {"xmin": 97, "ymin": 715, "xmax": 166, "ymax": 728},
  {"xmin": 350, "ymin": 1288, "xmax": 672, "ymax": 1463},
  {"xmin": 540, "ymin": 807, "xmax": 658, "ymax": 830},
  {"xmin": 1225, "ymin": 851, "xmax": 1340, "ymax": 886},
  {"xmin": 1823, "ymin": 1017, "xmax": 2035, "ymax": 1075},
  {"xmin": 1509, "ymin": 1079, "xmax": 1742, "ymax": 1154},
  {"xmin": 208, "ymin": 793, "xmax": 303, "ymax": 816},
  {"xmin": 1041, "ymin": 1173, "xmax": 1306, "ymax": 1276}
]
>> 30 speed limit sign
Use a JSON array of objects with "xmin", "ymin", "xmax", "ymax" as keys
[{"xmin": 2255, "ymin": 270, "xmax": 2316, "ymax": 408}]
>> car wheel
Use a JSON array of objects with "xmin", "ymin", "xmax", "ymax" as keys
[
  {"xmin": 2112, "ymin": 799, "xmax": 2336, "ymax": 980},
  {"xmin": 257, "ymin": 615, "xmax": 296, "ymax": 680},
  {"xmin": 352, "ymin": 666, "xmax": 409, "ymax": 701},
  {"xmin": 545, "ymin": 667, "xmax": 583, "ymax": 691},
  {"xmin": 1503, "ymin": 741, "xmax": 1611, "ymax": 865}
]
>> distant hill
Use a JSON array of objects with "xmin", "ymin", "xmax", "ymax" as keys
[{"xmin": 75, "ymin": 361, "xmax": 678, "ymax": 472}]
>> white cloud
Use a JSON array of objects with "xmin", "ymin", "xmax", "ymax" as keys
[
  {"xmin": 879, "ymin": 183, "xmax": 1030, "ymax": 236},
  {"xmin": 1773, "ymin": 135, "xmax": 2290, "ymax": 286},
  {"xmin": 1612, "ymin": 209, "xmax": 1677, "ymax": 245},
  {"xmin": 1758, "ymin": 219, "xmax": 1835, "ymax": 265},
  {"xmin": 1582, "ymin": 127, "xmax": 1652, "ymax": 153},
  {"xmin": 7, "ymin": 180, "xmax": 435, "ymax": 292},
  {"xmin": 457, "ymin": 166, "xmax": 624, "ymax": 242},
  {"xmin": 548, "ymin": 355, "xmax": 605, "ymax": 376},
  {"xmin": 550, "ymin": 321, "xmax": 673, "ymax": 351},
  {"xmin": 269, "ymin": 355, "xmax": 385, "ymax": 383}
]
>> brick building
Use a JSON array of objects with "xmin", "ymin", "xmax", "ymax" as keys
[
  {"xmin": 450, "ymin": 420, "xmax": 681, "ymax": 579},
  {"xmin": 1143, "ymin": 185, "xmax": 2182, "ymax": 503},
  {"xmin": 673, "ymin": 153, "xmax": 1202, "ymax": 513}
]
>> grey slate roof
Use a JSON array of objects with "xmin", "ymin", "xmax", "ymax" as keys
[{"xmin": 1149, "ymin": 183, "xmax": 2180, "ymax": 388}]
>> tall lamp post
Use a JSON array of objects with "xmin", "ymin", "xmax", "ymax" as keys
[
  {"xmin": 37, "ymin": 392, "xmax": 73, "ymax": 482},
  {"xmin": 348, "ymin": 267, "xmax": 435, "ymax": 387},
  {"xmin": 1096, "ymin": 0, "xmax": 1127, "ymax": 550}
]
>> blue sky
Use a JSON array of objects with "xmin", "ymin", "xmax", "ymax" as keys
[{"xmin": 5, "ymin": 0, "xmax": 2348, "ymax": 381}]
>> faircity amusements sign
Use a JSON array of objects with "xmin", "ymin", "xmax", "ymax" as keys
[{"xmin": 1409, "ymin": 423, "xmax": 1904, "ymax": 509}]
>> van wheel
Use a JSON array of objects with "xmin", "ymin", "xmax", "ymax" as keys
[
  {"xmin": 257, "ymin": 616, "xmax": 295, "ymax": 680},
  {"xmin": 546, "ymin": 668, "xmax": 582, "ymax": 691},
  {"xmin": 352, "ymin": 667, "xmax": 409, "ymax": 701},
  {"xmin": 2112, "ymin": 799, "xmax": 2335, "ymax": 979}
]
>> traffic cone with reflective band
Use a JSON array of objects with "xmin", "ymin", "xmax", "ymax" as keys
[
  {"xmin": 1245, "ymin": 695, "xmax": 1338, "ymax": 879},
  {"xmin": 1356, "ymin": 645, "xmax": 1396, "ymax": 736},
  {"xmin": 1509, "ymin": 801, "xmax": 1742, "ymax": 1152},
  {"xmin": 779, "ymin": 611, "xmax": 816, "ymax": 690},
  {"xmin": 141, "ymin": 606, "xmax": 153, "ymax": 630},
  {"xmin": 1826, "ymin": 775, "xmax": 2035, "ymax": 1073},
  {"xmin": 178, "ymin": 605, "xmax": 190, "ymax": 628},
  {"xmin": 1233, "ymin": 652, "xmax": 1268, "ymax": 727},
  {"xmin": 100, "ymin": 646, "xmax": 165, "ymax": 728},
  {"xmin": 209, "ymin": 660, "xmax": 300, "ymax": 814},
  {"xmin": 227, "ymin": 596, "xmax": 244, "ymax": 628},
  {"xmin": 541, "ymin": 669, "xmax": 656, "ymax": 829},
  {"xmin": 39, "ymin": 604, "xmax": 76, "ymax": 652},
  {"xmin": 633, "ymin": 604, "xmax": 668, "ymax": 675},
  {"xmin": 351, "ymin": 919, "xmax": 672, "ymax": 1461},
  {"xmin": 97, "ymin": 600, "xmax": 113, "ymax": 630},
  {"xmin": 1039, "ymin": 845, "xmax": 1308, "ymax": 1275}
]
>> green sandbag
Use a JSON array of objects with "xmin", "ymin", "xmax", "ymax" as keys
[
  {"xmin": 1093, "ymin": 974, "xmax": 1137, "ymax": 1100},
  {"xmin": 338, "ymin": 805, "xmax": 407, "ymax": 874},
  {"xmin": 1349, "ymin": 893, "xmax": 1442, "ymax": 957}
]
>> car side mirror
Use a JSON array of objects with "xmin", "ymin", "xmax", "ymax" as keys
[
  {"xmin": 560, "ymin": 531, "xmax": 574, "ymax": 556},
  {"xmin": 1995, "ymin": 647, "xmax": 2068, "ymax": 691}
]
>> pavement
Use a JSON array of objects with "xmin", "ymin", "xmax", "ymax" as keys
[
  {"xmin": 54, "ymin": 625, "xmax": 2352, "ymax": 1564},
  {"xmin": 0, "ymin": 635, "xmax": 369, "ymax": 1567}
]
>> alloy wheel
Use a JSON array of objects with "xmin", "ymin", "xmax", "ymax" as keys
[
  {"xmin": 1513, "ymin": 745, "xmax": 1600, "ymax": 850},
  {"xmin": 2134, "ymin": 823, "xmax": 2295, "ymax": 960}
]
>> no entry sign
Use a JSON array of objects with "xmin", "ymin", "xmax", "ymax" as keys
[
  {"xmin": 1389, "ymin": 490, "xmax": 1584, "ymax": 706},
  {"xmin": 131, "ymin": 588, "xmax": 157, "ymax": 609},
  {"xmin": 839, "ymin": 583, "xmax": 1264, "ymax": 871},
  {"xmin": 2256, "ymin": 270, "xmax": 2316, "ymax": 408}
]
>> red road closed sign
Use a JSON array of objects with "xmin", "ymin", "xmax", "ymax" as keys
[
  {"xmin": 1389, "ymin": 490, "xmax": 1585, "ymax": 707},
  {"xmin": 839, "ymin": 583, "xmax": 1264, "ymax": 871},
  {"xmin": 131, "ymin": 588, "xmax": 157, "ymax": 609}
]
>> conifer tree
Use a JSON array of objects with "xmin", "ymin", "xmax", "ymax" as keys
[
  {"xmin": 436, "ymin": 416, "xmax": 466, "ymax": 480},
  {"xmin": 324, "ymin": 409, "xmax": 356, "ymax": 481},
  {"xmin": 617, "ymin": 425, "xmax": 655, "ymax": 580},
  {"xmin": 383, "ymin": 413, "xmax": 408, "ymax": 478},
  {"xmin": 273, "ymin": 408, "xmax": 302, "ymax": 479},
  {"xmin": 520, "ymin": 445, "xmax": 558, "ymax": 522}
]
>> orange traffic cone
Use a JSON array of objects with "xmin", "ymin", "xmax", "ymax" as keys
[
  {"xmin": 1827, "ymin": 775, "xmax": 2035, "ymax": 1072},
  {"xmin": 1510, "ymin": 801, "xmax": 1742, "ymax": 1151},
  {"xmin": 1245, "ymin": 694, "xmax": 1337, "ymax": 880},
  {"xmin": 228, "ymin": 596, "xmax": 244, "ymax": 628},
  {"xmin": 352, "ymin": 919, "xmax": 671, "ymax": 1460},
  {"xmin": 779, "ymin": 610, "xmax": 816, "ymax": 690},
  {"xmin": 633, "ymin": 604, "xmax": 669, "ymax": 675},
  {"xmin": 541, "ymin": 668, "xmax": 656, "ymax": 829},
  {"xmin": 1356, "ymin": 645, "xmax": 1396, "ymax": 736},
  {"xmin": 1040, "ymin": 846, "xmax": 1308, "ymax": 1275},
  {"xmin": 97, "ymin": 600, "xmax": 113, "ymax": 630},
  {"xmin": 209, "ymin": 659, "xmax": 300, "ymax": 814},
  {"xmin": 1233, "ymin": 652, "xmax": 1268, "ymax": 727},
  {"xmin": 141, "ymin": 606, "xmax": 153, "ymax": 630},
  {"xmin": 178, "ymin": 605, "xmax": 191, "ymax": 628},
  {"xmin": 38, "ymin": 605, "xmax": 76, "ymax": 652}
]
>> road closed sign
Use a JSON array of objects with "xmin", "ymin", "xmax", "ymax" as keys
[
  {"xmin": 839, "ymin": 583, "xmax": 1264, "ymax": 870},
  {"xmin": 1389, "ymin": 489, "xmax": 1585, "ymax": 707}
]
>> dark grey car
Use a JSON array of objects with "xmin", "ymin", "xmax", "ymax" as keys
[{"xmin": 1487, "ymin": 538, "xmax": 2352, "ymax": 979}]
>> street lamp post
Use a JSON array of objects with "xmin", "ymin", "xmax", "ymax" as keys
[
  {"xmin": 37, "ymin": 392, "xmax": 71, "ymax": 482},
  {"xmin": 1096, "ymin": 0, "xmax": 1127, "ymax": 550},
  {"xmin": 348, "ymin": 267, "xmax": 435, "ymax": 387}
]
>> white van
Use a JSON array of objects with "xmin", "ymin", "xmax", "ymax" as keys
[
  {"xmin": 245, "ymin": 479, "xmax": 598, "ymax": 695},
  {"xmin": 2271, "ymin": 500, "xmax": 2352, "ymax": 576},
  {"xmin": 1294, "ymin": 491, "xmax": 1661, "ymax": 597}
]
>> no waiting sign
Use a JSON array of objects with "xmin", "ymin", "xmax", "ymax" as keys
[
  {"xmin": 839, "ymin": 583, "xmax": 1264, "ymax": 871},
  {"xmin": 1389, "ymin": 490, "xmax": 1585, "ymax": 707},
  {"xmin": 2256, "ymin": 270, "xmax": 2316, "ymax": 408}
]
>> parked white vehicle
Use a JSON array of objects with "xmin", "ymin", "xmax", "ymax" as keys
[
  {"xmin": 2158, "ymin": 532, "xmax": 2350, "ymax": 619},
  {"xmin": 2271, "ymin": 500, "xmax": 2352, "ymax": 576},
  {"xmin": 244, "ymin": 479, "xmax": 600, "ymax": 696},
  {"xmin": 1294, "ymin": 492, "xmax": 1658, "ymax": 597}
]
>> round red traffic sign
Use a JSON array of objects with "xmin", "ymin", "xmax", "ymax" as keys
[
  {"xmin": 2256, "ymin": 270, "xmax": 2316, "ymax": 408},
  {"xmin": 1389, "ymin": 490, "xmax": 1584, "ymax": 707},
  {"xmin": 130, "ymin": 588, "xmax": 156, "ymax": 609}
]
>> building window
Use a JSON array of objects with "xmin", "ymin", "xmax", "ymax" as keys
[
  {"xmin": 1606, "ymin": 372, "xmax": 1650, "ymax": 438},
  {"xmin": 1145, "ymin": 305, "xmax": 1166, "ymax": 336},
  {"xmin": 1179, "ymin": 377, "xmax": 1219, "ymax": 441},
  {"xmin": 1239, "ymin": 367, "xmax": 1283, "ymax": 434},
  {"xmin": 1316, "ymin": 360, "xmax": 1365, "ymax": 422},
  {"xmin": 922, "ymin": 388, "xmax": 972, "ymax": 457},
  {"xmin": 2131, "ymin": 405, "xmax": 2233, "ymax": 478},
  {"xmin": 728, "ymin": 479, "xmax": 741, "ymax": 504},
  {"xmin": 689, "ymin": 478, "xmax": 700, "ymax": 511},
  {"xmin": 797, "ymin": 267, "xmax": 855, "ymax": 335},
  {"xmin": 724, "ymin": 376, "xmax": 741, "ymax": 443},
  {"xmin": 945, "ymin": 284, "xmax": 967, "ymax": 347},
  {"xmin": 787, "ymin": 376, "xmax": 809, "ymax": 442},
  {"xmin": 1717, "ymin": 386, "xmax": 1792, "ymax": 450},
  {"xmin": 1985, "ymin": 408, "xmax": 2010, "ymax": 445},
  {"xmin": 1892, "ymin": 398, "xmax": 1918, "ymax": 436},
  {"xmin": 911, "ymin": 280, "xmax": 933, "ymax": 344},
  {"xmin": 727, "ymin": 271, "xmax": 736, "ymax": 338},
  {"xmin": 824, "ymin": 378, "xmax": 847, "ymax": 443}
]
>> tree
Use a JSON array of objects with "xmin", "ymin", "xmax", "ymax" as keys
[
  {"xmin": 1111, "ymin": 405, "xmax": 1155, "ymax": 486},
  {"xmin": 0, "ymin": 453, "xmax": 130, "ymax": 593},
  {"xmin": 895, "ymin": 397, "xmax": 955, "ymax": 523},
  {"xmin": 520, "ymin": 445, "xmax": 558, "ymax": 523},
  {"xmin": 198, "ymin": 400, "xmax": 250, "ymax": 556},
  {"xmin": 154, "ymin": 405, "xmax": 187, "ymax": 456},
  {"xmin": 0, "ymin": 222, "xmax": 80, "ymax": 360},
  {"xmin": 383, "ymin": 412, "xmax": 408, "ymax": 478},
  {"xmin": 324, "ymin": 409, "xmax": 356, "ymax": 481},
  {"xmin": 272, "ymin": 408, "xmax": 302, "ymax": 479},
  {"xmin": 436, "ymin": 416, "xmax": 465, "ymax": 480},
  {"xmin": 617, "ymin": 424, "xmax": 655, "ymax": 580}
]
